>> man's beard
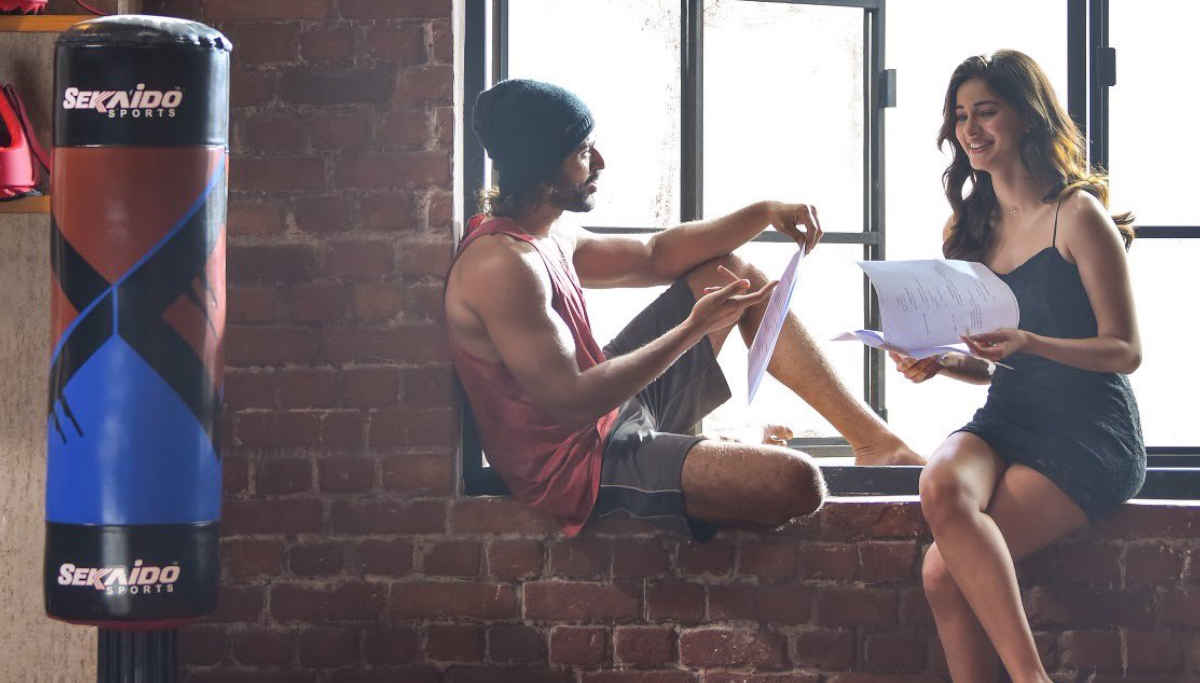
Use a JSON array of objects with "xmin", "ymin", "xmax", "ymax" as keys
[{"xmin": 548, "ymin": 176, "xmax": 597, "ymax": 213}]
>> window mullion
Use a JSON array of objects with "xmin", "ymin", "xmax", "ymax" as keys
[{"xmin": 681, "ymin": 0, "xmax": 703, "ymax": 222}]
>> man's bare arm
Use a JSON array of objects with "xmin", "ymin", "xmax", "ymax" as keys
[
  {"xmin": 574, "ymin": 201, "xmax": 821, "ymax": 288},
  {"xmin": 467, "ymin": 241, "xmax": 773, "ymax": 425}
]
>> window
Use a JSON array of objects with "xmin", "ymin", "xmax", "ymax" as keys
[{"xmin": 461, "ymin": 0, "xmax": 1199, "ymax": 499}]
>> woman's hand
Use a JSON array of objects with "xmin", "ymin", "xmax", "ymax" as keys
[
  {"xmin": 962, "ymin": 328, "xmax": 1030, "ymax": 361},
  {"xmin": 889, "ymin": 351, "xmax": 941, "ymax": 383},
  {"xmin": 766, "ymin": 201, "xmax": 823, "ymax": 254}
]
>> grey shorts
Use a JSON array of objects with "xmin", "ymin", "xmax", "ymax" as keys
[{"xmin": 590, "ymin": 279, "xmax": 732, "ymax": 541}]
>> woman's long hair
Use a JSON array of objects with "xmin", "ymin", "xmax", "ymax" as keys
[{"xmin": 938, "ymin": 50, "xmax": 1134, "ymax": 260}]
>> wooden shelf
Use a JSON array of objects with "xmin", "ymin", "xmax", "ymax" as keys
[
  {"xmin": 0, "ymin": 14, "xmax": 92, "ymax": 32},
  {"xmin": 0, "ymin": 196, "xmax": 50, "ymax": 213}
]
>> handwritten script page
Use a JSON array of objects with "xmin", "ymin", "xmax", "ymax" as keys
[
  {"xmin": 747, "ymin": 245, "xmax": 806, "ymax": 404},
  {"xmin": 835, "ymin": 259, "xmax": 1019, "ymax": 359}
]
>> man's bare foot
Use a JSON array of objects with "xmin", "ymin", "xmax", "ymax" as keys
[{"xmin": 852, "ymin": 438, "xmax": 926, "ymax": 466}]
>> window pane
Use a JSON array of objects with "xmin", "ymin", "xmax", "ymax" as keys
[
  {"xmin": 704, "ymin": 1, "xmax": 863, "ymax": 232},
  {"xmin": 1127, "ymin": 240, "xmax": 1200, "ymax": 446},
  {"xmin": 507, "ymin": 0, "xmax": 681, "ymax": 226},
  {"xmin": 704, "ymin": 242, "xmax": 864, "ymax": 442},
  {"xmin": 1109, "ymin": 2, "xmax": 1200, "ymax": 225},
  {"xmin": 884, "ymin": 1, "xmax": 1067, "ymax": 456}
]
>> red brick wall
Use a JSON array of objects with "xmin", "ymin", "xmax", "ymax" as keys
[{"xmin": 134, "ymin": 2, "xmax": 1200, "ymax": 681}]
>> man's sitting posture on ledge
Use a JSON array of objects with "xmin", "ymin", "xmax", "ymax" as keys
[{"xmin": 445, "ymin": 79, "xmax": 923, "ymax": 540}]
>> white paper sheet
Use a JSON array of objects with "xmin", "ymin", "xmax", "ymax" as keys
[
  {"xmin": 747, "ymin": 245, "xmax": 806, "ymax": 404},
  {"xmin": 836, "ymin": 259, "xmax": 1019, "ymax": 363}
]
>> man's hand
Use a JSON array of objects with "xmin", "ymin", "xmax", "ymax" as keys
[
  {"xmin": 888, "ymin": 351, "xmax": 941, "ymax": 383},
  {"xmin": 686, "ymin": 265, "xmax": 777, "ymax": 337},
  {"xmin": 767, "ymin": 201, "xmax": 823, "ymax": 254}
]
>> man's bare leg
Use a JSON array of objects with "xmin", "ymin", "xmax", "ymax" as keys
[
  {"xmin": 682, "ymin": 439, "xmax": 826, "ymax": 526},
  {"xmin": 686, "ymin": 255, "xmax": 924, "ymax": 466}
]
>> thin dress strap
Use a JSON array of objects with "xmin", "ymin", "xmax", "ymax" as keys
[{"xmin": 1052, "ymin": 195, "xmax": 1064, "ymax": 248}]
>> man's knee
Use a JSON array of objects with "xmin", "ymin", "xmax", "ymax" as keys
[
  {"xmin": 686, "ymin": 253, "xmax": 767, "ymax": 289},
  {"xmin": 760, "ymin": 453, "xmax": 826, "ymax": 526}
]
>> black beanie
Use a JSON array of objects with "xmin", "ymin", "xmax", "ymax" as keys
[{"xmin": 472, "ymin": 79, "xmax": 595, "ymax": 196}]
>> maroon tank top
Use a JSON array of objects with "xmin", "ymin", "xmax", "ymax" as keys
[{"xmin": 448, "ymin": 215, "xmax": 617, "ymax": 536}]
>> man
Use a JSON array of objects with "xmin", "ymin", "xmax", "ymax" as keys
[{"xmin": 446, "ymin": 79, "xmax": 922, "ymax": 541}]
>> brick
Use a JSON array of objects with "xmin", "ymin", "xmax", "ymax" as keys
[
  {"xmin": 859, "ymin": 541, "xmax": 919, "ymax": 583},
  {"xmin": 582, "ymin": 674, "xmax": 696, "ymax": 683},
  {"xmin": 739, "ymin": 540, "xmax": 797, "ymax": 581},
  {"xmin": 613, "ymin": 539, "xmax": 670, "ymax": 578},
  {"xmin": 230, "ymin": 68, "xmax": 278, "ymax": 108},
  {"xmin": 341, "ymin": 0, "xmax": 449, "ymax": 19},
  {"xmin": 428, "ymin": 189, "xmax": 453, "ymax": 228},
  {"xmin": 272, "ymin": 582, "xmax": 386, "ymax": 622},
  {"xmin": 299, "ymin": 626, "xmax": 359, "ymax": 667},
  {"xmin": 863, "ymin": 632, "xmax": 926, "ymax": 673},
  {"xmin": 319, "ymin": 457, "xmax": 375, "ymax": 493},
  {"xmin": 706, "ymin": 676, "xmax": 819, "ymax": 683},
  {"xmin": 524, "ymin": 581, "xmax": 640, "ymax": 622},
  {"xmin": 227, "ymin": 326, "xmax": 320, "ymax": 365},
  {"xmin": 229, "ymin": 285, "xmax": 278, "ymax": 322},
  {"xmin": 361, "ymin": 192, "xmax": 418, "ymax": 232},
  {"xmin": 1094, "ymin": 503, "xmax": 1200, "ymax": 539},
  {"xmin": 366, "ymin": 22, "xmax": 426, "ymax": 65},
  {"xmin": 322, "ymin": 412, "xmax": 368, "ymax": 450},
  {"xmin": 615, "ymin": 626, "xmax": 674, "ymax": 667},
  {"xmin": 1027, "ymin": 585, "xmax": 1155, "ymax": 629},
  {"xmin": 343, "ymin": 367, "xmax": 400, "ymax": 408},
  {"xmin": 326, "ymin": 240, "xmax": 396, "ymax": 278},
  {"xmin": 823, "ymin": 677, "xmax": 944, "ymax": 683},
  {"xmin": 321, "ymin": 326, "xmax": 451, "ymax": 365},
  {"xmin": 790, "ymin": 628, "xmax": 854, "ymax": 670},
  {"xmin": 550, "ymin": 626, "xmax": 609, "ymax": 667},
  {"xmin": 206, "ymin": 0, "xmax": 330, "ymax": 20},
  {"xmin": 550, "ymin": 539, "xmax": 612, "ymax": 579},
  {"xmin": 281, "ymin": 65, "xmax": 396, "ymax": 106},
  {"xmin": 230, "ymin": 244, "xmax": 320, "ymax": 284},
  {"xmin": 293, "ymin": 195, "xmax": 355, "ymax": 235},
  {"xmin": 186, "ymin": 671, "xmax": 316, "ymax": 683},
  {"xmin": 241, "ymin": 114, "xmax": 307, "ymax": 155},
  {"xmin": 237, "ymin": 411, "xmax": 321, "ymax": 448},
  {"xmin": 1126, "ymin": 542, "xmax": 1184, "ymax": 585},
  {"xmin": 208, "ymin": 585, "xmax": 265, "ymax": 623},
  {"xmin": 398, "ymin": 240, "xmax": 453, "ymax": 276},
  {"xmin": 289, "ymin": 542, "xmax": 344, "ymax": 577},
  {"xmin": 395, "ymin": 66, "xmax": 453, "ymax": 106},
  {"xmin": 311, "ymin": 109, "xmax": 373, "ymax": 150},
  {"xmin": 353, "ymin": 282, "xmax": 406, "ymax": 321},
  {"xmin": 224, "ymin": 370, "xmax": 274, "ymax": 410},
  {"xmin": 815, "ymin": 587, "xmax": 898, "ymax": 627},
  {"xmin": 490, "ymin": 623, "xmax": 547, "ymax": 664},
  {"xmin": 381, "ymin": 108, "xmax": 432, "ymax": 148},
  {"xmin": 898, "ymin": 586, "xmax": 935, "ymax": 626},
  {"xmin": 287, "ymin": 283, "xmax": 352, "ymax": 324},
  {"xmin": 431, "ymin": 19, "xmax": 452, "ymax": 64},
  {"xmin": 710, "ymin": 584, "xmax": 813, "ymax": 624},
  {"xmin": 232, "ymin": 157, "xmax": 325, "ymax": 193},
  {"xmin": 401, "ymin": 366, "xmax": 454, "ymax": 405},
  {"xmin": 452, "ymin": 498, "xmax": 559, "ymax": 535},
  {"xmin": 257, "ymin": 457, "xmax": 313, "ymax": 495},
  {"xmin": 230, "ymin": 627, "xmax": 293, "ymax": 666},
  {"xmin": 224, "ymin": 539, "xmax": 284, "ymax": 579},
  {"xmin": 798, "ymin": 542, "xmax": 858, "ymax": 580},
  {"xmin": 363, "ymin": 624, "xmax": 421, "ymax": 665},
  {"xmin": 222, "ymin": 22, "xmax": 300, "ymax": 66},
  {"xmin": 224, "ymin": 456, "xmax": 250, "ymax": 495},
  {"xmin": 427, "ymin": 624, "xmax": 485, "ymax": 662},
  {"xmin": 301, "ymin": 26, "xmax": 355, "ymax": 62},
  {"xmin": 488, "ymin": 540, "xmax": 544, "ymax": 580},
  {"xmin": 391, "ymin": 581, "xmax": 517, "ymax": 619},
  {"xmin": 229, "ymin": 200, "xmax": 285, "ymax": 237},
  {"xmin": 819, "ymin": 501, "xmax": 926, "ymax": 541},
  {"xmin": 404, "ymin": 282, "xmax": 445, "ymax": 321},
  {"xmin": 423, "ymin": 541, "xmax": 482, "ymax": 577},
  {"xmin": 1059, "ymin": 630, "xmax": 1122, "ymax": 673},
  {"xmin": 677, "ymin": 541, "xmax": 735, "ymax": 578},
  {"xmin": 1126, "ymin": 631, "xmax": 1184, "ymax": 674},
  {"xmin": 351, "ymin": 539, "xmax": 413, "ymax": 576},
  {"xmin": 1158, "ymin": 587, "xmax": 1200, "ymax": 628},
  {"xmin": 224, "ymin": 498, "xmax": 323, "ymax": 535},
  {"xmin": 179, "ymin": 625, "xmax": 228, "ymax": 666},
  {"xmin": 445, "ymin": 668, "xmax": 573, "ymax": 683},
  {"xmin": 330, "ymin": 499, "xmax": 446, "ymax": 535},
  {"xmin": 381, "ymin": 453, "xmax": 454, "ymax": 497},
  {"xmin": 1022, "ymin": 541, "xmax": 1120, "ymax": 586},
  {"xmin": 328, "ymin": 668, "xmax": 438, "ymax": 683},
  {"xmin": 678, "ymin": 628, "xmax": 785, "ymax": 669},
  {"xmin": 336, "ymin": 151, "xmax": 451, "ymax": 190},
  {"xmin": 646, "ymin": 580, "xmax": 705, "ymax": 623}
]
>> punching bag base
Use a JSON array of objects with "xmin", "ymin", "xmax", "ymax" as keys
[{"xmin": 44, "ymin": 521, "xmax": 218, "ymax": 628}]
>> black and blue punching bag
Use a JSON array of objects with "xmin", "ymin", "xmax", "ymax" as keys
[{"xmin": 44, "ymin": 15, "xmax": 230, "ymax": 630}]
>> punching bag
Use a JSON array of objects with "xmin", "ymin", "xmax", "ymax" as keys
[{"xmin": 44, "ymin": 15, "xmax": 230, "ymax": 628}]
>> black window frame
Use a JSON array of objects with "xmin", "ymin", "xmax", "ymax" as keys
[{"xmin": 459, "ymin": 0, "xmax": 1200, "ymax": 500}]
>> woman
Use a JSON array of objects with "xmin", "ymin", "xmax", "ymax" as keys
[{"xmin": 892, "ymin": 50, "xmax": 1145, "ymax": 683}]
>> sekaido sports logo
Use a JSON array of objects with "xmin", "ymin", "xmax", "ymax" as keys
[
  {"xmin": 57, "ymin": 560, "xmax": 181, "ymax": 596},
  {"xmin": 62, "ymin": 83, "xmax": 183, "ymax": 119}
]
